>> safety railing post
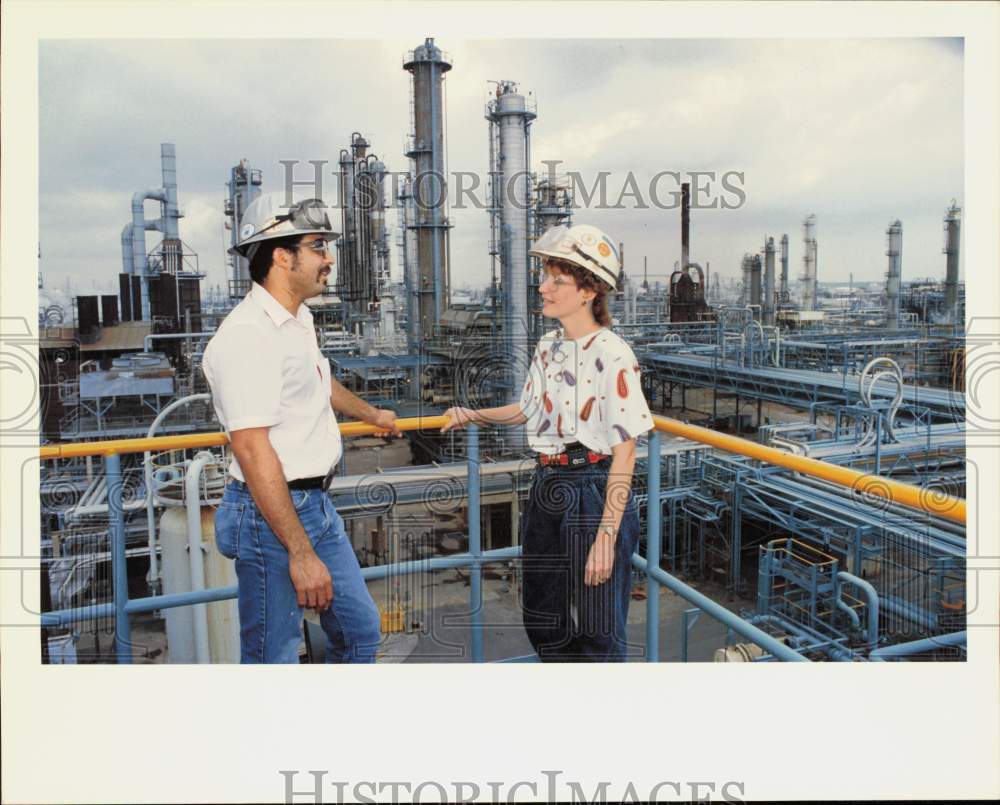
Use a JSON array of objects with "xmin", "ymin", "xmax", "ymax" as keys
[
  {"xmin": 467, "ymin": 425, "xmax": 484, "ymax": 663},
  {"xmin": 646, "ymin": 430, "xmax": 662, "ymax": 662},
  {"xmin": 875, "ymin": 414, "xmax": 882, "ymax": 475},
  {"xmin": 105, "ymin": 452, "xmax": 132, "ymax": 664}
]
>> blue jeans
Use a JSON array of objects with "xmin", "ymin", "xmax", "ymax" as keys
[
  {"xmin": 520, "ymin": 460, "xmax": 640, "ymax": 662},
  {"xmin": 214, "ymin": 481, "xmax": 382, "ymax": 663}
]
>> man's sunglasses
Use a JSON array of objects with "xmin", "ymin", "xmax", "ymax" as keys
[{"xmin": 290, "ymin": 238, "xmax": 332, "ymax": 255}]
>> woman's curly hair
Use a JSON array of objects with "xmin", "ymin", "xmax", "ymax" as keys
[{"xmin": 544, "ymin": 259, "xmax": 613, "ymax": 327}]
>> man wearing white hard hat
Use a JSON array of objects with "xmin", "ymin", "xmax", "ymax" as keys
[
  {"xmin": 441, "ymin": 224, "xmax": 652, "ymax": 661},
  {"xmin": 203, "ymin": 193, "xmax": 398, "ymax": 663}
]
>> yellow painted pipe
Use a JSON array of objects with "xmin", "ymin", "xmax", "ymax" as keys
[
  {"xmin": 338, "ymin": 415, "xmax": 448, "ymax": 437},
  {"xmin": 39, "ymin": 432, "xmax": 229, "ymax": 459},
  {"xmin": 37, "ymin": 412, "xmax": 965, "ymax": 525},
  {"xmin": 38, "ymin": 416, "xmax": 451, "ymax": 459},
  {"xmin": 651, "ymin": 415, "xmax": 965, "ymax": 525}
]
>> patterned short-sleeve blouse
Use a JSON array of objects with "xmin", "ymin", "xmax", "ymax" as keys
[{"xmin": 518, "ymin": 327, "xmax": 653, "ymax": 456}]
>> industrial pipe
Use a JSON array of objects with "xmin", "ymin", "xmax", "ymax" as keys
[
  {"xmin": 185, "ymin": 452, "xmax": 215, "ymax": 663},
  {"xmin": 881, "ymin": 595, "xmax": 940, "ymax": 632},
  {"xmin": 121, "ymin": 219, "xmax": 160, "ymax": 277},
  {"xmin": 121, "ymin": 225, "xmax": 134, "ymax": 276},
  {"xmin": 645, "ymin": 429, "xmax": 662, "ymax": 661},
  {"xmin": 64, "ymin": 499, "xmax": 147, "ymax": 520},
  {"xmin": 143, "ymin": 331, "xmax": 215, "ymax": 353},
  {"xmin": 40, "ymin": 414, "xmax": 966, "ymax": 525},
  {"xmin": 45, "ymin": 546, "xmax": 530, "ymax": 629},
  {"xmin": 837, "ymin": 571, "xmax": 879, "ymax": 651},
  {"xmin": 131, "ymin": 189, "xmax": 167, "ymax": 321},
  {"xmin": 105, "ymin": 453, "xmax": 133, "ymax": 663},
  {"xmin": 836, "ymin": 598, "xmax": 862, "ymax": 632},
  {"xmin": 633, "ymin": 556, "xmax": 810, "ymax": 662},
  {"xmin": 869, "ymin": 630, "xmax": 965, "ymax": 661},
  {"xmin": 651, "ymin": 415, "xmax": 965, "ymax": 524},
  {"xmin": 144, "ymin": 393, "xmax": 212, "ymax": 592},
  {"xmin": 747, "ymin": 614, "xmax": 857, "ymax": 661},
  {"xmin": 761, "ymin": 325, "xmax": 781, "ymax": 367},
  {"xmin": 467, "ymin": 426, "xmax": 483, "ymax": 662}
]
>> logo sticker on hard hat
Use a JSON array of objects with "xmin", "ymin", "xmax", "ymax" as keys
[
  {"xmin": 598, "ymin": 243, "xmax": 611, "ymax": 257},
  {"xmin": 240, "ymin": 223, "xmax": 255, "ymax": 239}
]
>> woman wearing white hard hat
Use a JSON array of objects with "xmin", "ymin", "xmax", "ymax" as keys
[{"xmin": 442, "ymin": 224, "xmax": 653, "ymax": 661}]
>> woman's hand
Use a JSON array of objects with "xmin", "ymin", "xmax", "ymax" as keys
[
  {"xmin": 584, "ymin": 529, "xmax": 616, "ymax": 586},
  {"xmin": 441, "ymin": 406, "xmax": 479, "ymax": 433}
]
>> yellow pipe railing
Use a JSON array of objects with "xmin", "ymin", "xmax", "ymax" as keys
[
  {"xmin": 37, "ymin": 416, "xmax": 448, "ymax": 459},
  {"xmin": 38, "ymin": 413, "xmax": 965, "ymax": 525},
  {"xmin": 651, "ymin": 415, "xmax": 965, "ymax": 525}
]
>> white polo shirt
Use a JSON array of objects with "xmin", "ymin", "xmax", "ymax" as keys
[
  {"xmin": 202, "ymin": 283, "xmax": 342, "ymax": 482},
  {"xmin": 518, "ymin": 327, "xmax": 653, "ymax": 455}
]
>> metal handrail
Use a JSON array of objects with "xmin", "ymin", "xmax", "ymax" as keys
[
  {"xmin": 649, "ymin": 415, "xmax": 964, "ymax": 525},
  {"xmin": 38, "ymin": 414, "xmax": 966, "ymax": 663},
  {"xmin": 39, "ymin": 414, "xmax": 966, "ymax": 525}
]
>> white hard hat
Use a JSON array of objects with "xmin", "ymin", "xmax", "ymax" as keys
[
  {"xmin": 231, "ymin": 192, "xmax": 340, "ymax": 260},
  {"xmin": 529, "ymin": 224, "xmax": 620, "ymax": 289}
]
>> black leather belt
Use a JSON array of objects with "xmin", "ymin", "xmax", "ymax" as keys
[{"xmin": 287, "ymin": 469, "xmax": 335, "ymax": 491}]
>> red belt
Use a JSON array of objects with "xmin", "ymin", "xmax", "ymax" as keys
[{"xmin": 538, "ymin": 450, "xmax": 609, "ymax": 467}]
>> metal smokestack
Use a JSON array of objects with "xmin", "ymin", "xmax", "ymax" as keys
[
  {"xmin": 224, "ymin": 159, "xmax": 262, "ymax": 298},
  {"xmin": 485, "ymin": 79, "xmax": 536, "ymax": 418},
  {"xmin": 403, "ymin": 38, "xmax": 453, "ymax": 341},
  {"xmin": 801, "ymin": 214, "xmax": 818, "ymax": 311},
  {"xmin": 780, "ymin": 234, "xmax": 789, "ymax": 299},
  {"xmin": 885, "ymin": 220, "xmax": 902, "ymax": 330},
  {"xmin": 159, "ymin": 143, "xmax": 183, "ymax": 277},
  {"xmin": 398, "ymin": 175, "xmax": 419, "ymax": 356},
  {"xmin": 943, "ymin": 201, "xmax": 961, "ymax": 323},
  {"xmin": 750, "ymin": 254, "xmax": 762, "ymax": 313},
  {"xmin": 763, "ymin": 237, "xmax": 776, "ymax": 325},
  {"xmin": 681, "ymin": 182, "xmax": 690, "ymax": 271},
  {"xmin": 160, "ymin": 144, "xmax": 180, "ymax": 240},
  {"xmin": 128, "ymin": 143, "xmax": 179, "ymax": 320}
]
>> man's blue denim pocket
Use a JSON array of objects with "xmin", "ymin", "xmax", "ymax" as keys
[
  {"xmin": 214, "ymin": 501, "xmax": 245, "ymax": 559},
  {"xmin": 289, "ymin": 489, "xmax": 332, "ymax": 544}
]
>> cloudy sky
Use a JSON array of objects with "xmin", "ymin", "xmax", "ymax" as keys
[{"xmin": 39, "ymin": 37, "xmax": 963, "ymax": 299}]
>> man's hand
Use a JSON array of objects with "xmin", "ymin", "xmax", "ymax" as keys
[
  {"xmin": 288, "ymin": 550, "xmax": 334, "ymax": 610},
  {"xmin": 231, "ymin": 428, "xmax": 332, "ymax": 609},
  {"xmin": 330, "ymin": 376, "xmax": 401, "ymax": 437},
  {"xmin": 441, "ymin": 406, "xmax": 478, "ymax": 433},
  {"xmin": 372, "ymin": 409, "xmax": 402, "ymax": 437},
  {"xmin": 584, "ymin": 530, "xmax": 615, "ymax": 586}
]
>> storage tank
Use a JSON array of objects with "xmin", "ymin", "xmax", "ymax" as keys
[
  {"xmin": 713, "ymin": 642, "xmax": 766, "ymax": 662},
  {"xmin": 159, "ymin": 502, "xmax": 239, "ymax": 663}
]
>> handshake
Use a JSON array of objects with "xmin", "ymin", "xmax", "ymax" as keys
[{"xmin": 439, "ymin": 406, "xmax": 481, "ymax": 433}]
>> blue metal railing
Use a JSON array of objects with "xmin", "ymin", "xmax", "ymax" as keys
[{"xmin": 41, "ymin": 425, "xmax": 810, "ymax": 663}]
